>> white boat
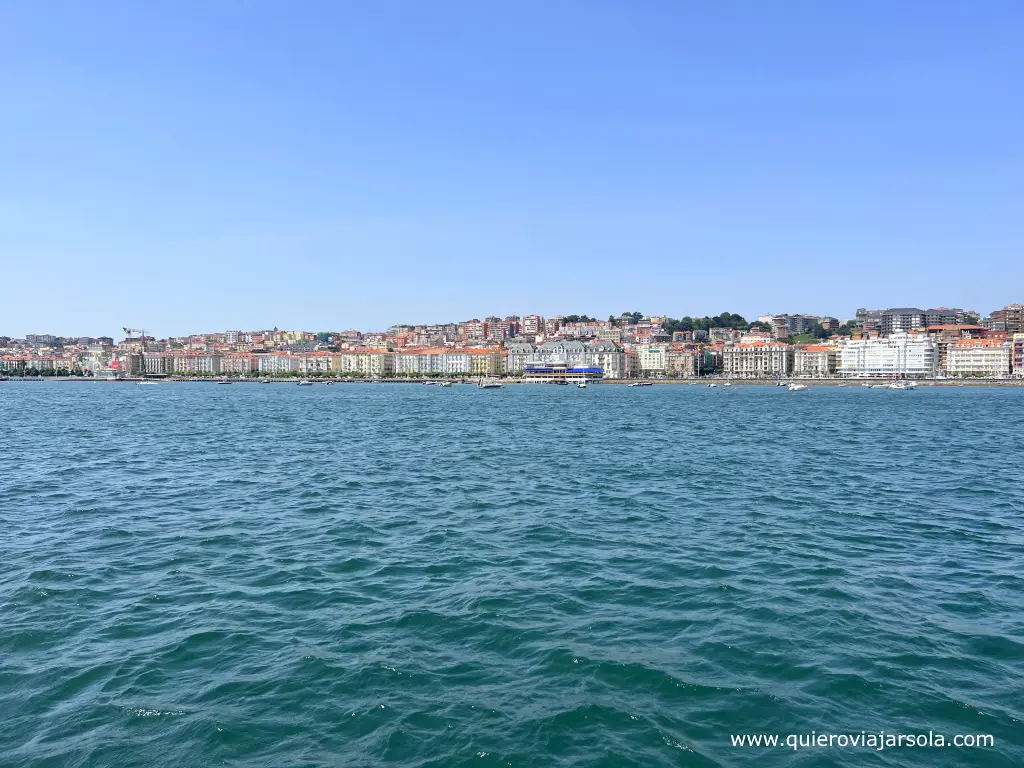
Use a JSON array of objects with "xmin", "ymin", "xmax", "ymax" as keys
[
  {"xmin": 477, "ymin": 378, "xmax": 503, "ymax": 389},
  {"xmin": 297, "ymin": 380, "xmax": 314, "ymax": 386},
  {"xmin": 439, "ymin": 381, "xmax": 454, "ymax": 387},
  {"xmin": 577, "ymin": 382, "xmax": 587, "ymax": 388},
  {"xmin": 723, "ymin": 382, "xmax": 732, "ymax": 387},
  {"xmin": 137, "ymin": 381, "xmax": 160, "ymax": 386},
  {"xmin": 708, "ymin": 383, "xmax": 718, "ymax": 388},
  {"xmin": 888, "ymin": 382, "xmax": 910, "ymax": 390},
  {"xmin": 788, "ymin": 383, "xmax": 808, "ymax": 391},
  {"xmin": 628, "ymin": 382, "xmax": 652, "ymax": 387},
  {"xmin": 776, "ymin": 381, "xmax": 787, "ymax": 387},
  {"xmin": 837, "ymin": 383, "xmax": 847, "ymax": 387}
]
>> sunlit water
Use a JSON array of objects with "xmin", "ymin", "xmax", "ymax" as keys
[{"xmin": 2, "ymin": 382, "xmax": 1022, "ymax": 767}]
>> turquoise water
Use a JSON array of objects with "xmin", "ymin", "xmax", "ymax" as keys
[{"xmin": 1, "ymin": 382, "xmax": 1022, "ymax": 767}]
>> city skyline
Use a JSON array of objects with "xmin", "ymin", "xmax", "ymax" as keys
[{"xmin": 0, "ymin": 302, "xmax": 1006, "ymax": 342}]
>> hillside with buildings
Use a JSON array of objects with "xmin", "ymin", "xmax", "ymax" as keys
[{"xmin": 3, "ymin": 304, "xmax": 1023, "ymax": 380}]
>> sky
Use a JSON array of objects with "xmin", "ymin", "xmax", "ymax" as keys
[{"xmin": 1, "ymin": 0, "xmax": 1022, "ymax": 338}]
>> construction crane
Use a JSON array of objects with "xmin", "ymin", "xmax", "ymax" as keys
[
  {"xmin": 123, "ymin": 327, "xmax": 147, "ymax": 353},
  {"xmin": 122, "ymin": 328, "xmax": 148, "ymax": 378}
]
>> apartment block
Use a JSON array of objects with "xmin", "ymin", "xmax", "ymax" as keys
[
  {"xmin": 722, "ymin": 342, "xmax": 794, "ymax": 377},
  {"xmin": 837, "ymin": 333, "xmax": 938, "ymax": 377}
]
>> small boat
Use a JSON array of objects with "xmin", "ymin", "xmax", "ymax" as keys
[
  {"xmin": 708, "ymin": 383, "xmax": 718, "ymax": 388},
  {"xmin": 477, "ymin": 378, "xmax": 503, "ymax": 389},
  {"xmin": 776, "ymin": 381, "xmax": 787, "ymax": 387},
  {"xmin": 723, "ymin": 382, "xmax": 732, "ymax": 387},
  {"xmin": 137, "ymin": 381, "xmax": 160, "ymax": 386},
  {"xmin": 577, "ymin": 382, "xmax": 587, "ymax": 388},
  {"xmin": 260, "ymin": 379, "xmax": 271, "ymax": 384},
  {"xmin": 439, "ymin": 381, "xmax": 454, "ymax": 387},
  {"xmin": 217, "ymin": 380, "xmax": 232, "ymax": 385},
  {"xmin": 628, "ymin": 382, "xmax": 652, "ymax": 387},
  {"xmin": 837, "ymin": 383, "xmax": 847, "ymax": 387},
  {"xmin": 888, "ymin": 382, "xmax": 909, "ymax": 390},
  {"xmin": 297, "ymin": 380, "xmax": 314, "ymax": 386},
  {"xmin": 423, "ymin": 381, "xmax": 438, "ymax": 386},
  {"xmin": 788, "ymin": 383, "xmax": 808, "ymax": 391}
]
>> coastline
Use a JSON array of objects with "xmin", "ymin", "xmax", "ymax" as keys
[{"xmin": 5, "ymin": 376, "xmax": 1024, "ymax": 387}]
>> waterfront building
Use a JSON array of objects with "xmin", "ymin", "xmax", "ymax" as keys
[
  {"xmin": 946, "ymin": 338, "xmax": 1011, "ymax": 378},
  {"xmin": 468, "ymin": 348, "xmax": 502, "ymax": 376},
  {"xmin": 1013, "ymin": 334, "xmax": 1024, "ymax": 378},
  {"xmin": 219, "ymin": 354, "xmax": 257, "ymax": 375},
  {"xmin": 637, "ymin": 345, "xmax": 668, "ymax": 377},
  {"xmin": 837, "ymin": 333, "xmax": 938, "ymax": 377},
  {"xmin": 172, "ymin": 353, "xmax": 222, "ymax": 375},
  {"xmin": 505, "ymin": 340, "xmax": 627, "ymax": 379},
  {"xmin": 297, "ymin": 352, "xmax": 334, "ymax": 374},
  {"xmin": 521, "ymin": 361, "xmax": 604, "ymax": 383},
  {"xmin": 722, "ymin": 342, "xmax": 794, "ymax": 378},
  {"xmin": 0, "ymin": 355, "xmax": 29, "ymax": 372},
  {"xmin": 143, "ymin": 353, "xmax": 174, "ymax": 375},
  {"xmin": 335, "ymin": 350, "xmax": 394, "ymax": 377},
  {"xmin": 925, "ymin": 325, "xmax": 987, "ymax": 371},
  {"xmin": 256, "ymin": 353, "xmax": 296, "ymax": 374},
  {"xmin": 665, "ymin": 347, "xmax": 699, "ymax": 377},
  {"xmin": 793, "ymin": 346, "xmax": 837, "ymax": 377}
]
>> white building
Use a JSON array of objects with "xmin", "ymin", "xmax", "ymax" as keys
[
  {"xmin": 143, "ymin": 353, "xmax": 173, "ymax": 375},
  {"xmin": 837, "ymin": 333, "xmax": 938, "ymax": 377},
  {"xmin": 297, "ymin": 353, "xmax": 334, "ymax": 374},
  {"xmin": 946, "ymin": 338, "xmax": 1010, "ymax": 377},
  {"xmin": 394, "ymin": 349, "xmax": 473, "ymax": 375},
  {"xmin": 505, "ymin": 340, "xmax": 627, "ymax": 379},
  {"xmin": 637, "ymin": 345, "xmax": 668, "ymax": 377},
  {"xmin": 722, "ymin": 342, "xmax": 793, "ymax": 378},
  {"xmin": 793, "ymin": 346, "xmax": 837, "ymax": 378},
  {"xmin": 256, "ymin": 353, "xmax": 297, "ymax": 374}
]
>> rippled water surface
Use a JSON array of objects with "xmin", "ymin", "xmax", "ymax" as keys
[{"xmin": 2, "ymin": 382, "xmax": 1023, "ymax": 767}]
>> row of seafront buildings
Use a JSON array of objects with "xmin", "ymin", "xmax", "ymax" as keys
[
  {"xmin": 720, "ymin": 330, "xmax": 1024, "ymax": 379},
  {"xmin": 3, "ymin": 304, "xmax": 1024, "ymax": 380},
  {"xmin": 136, "ymin": 347, "xmax": 504, "ymax": 377}
]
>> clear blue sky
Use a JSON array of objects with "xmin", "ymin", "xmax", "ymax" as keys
[{"xmin": 2, "ymin": 1, "xmax": 1021, "ymax": 338}]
